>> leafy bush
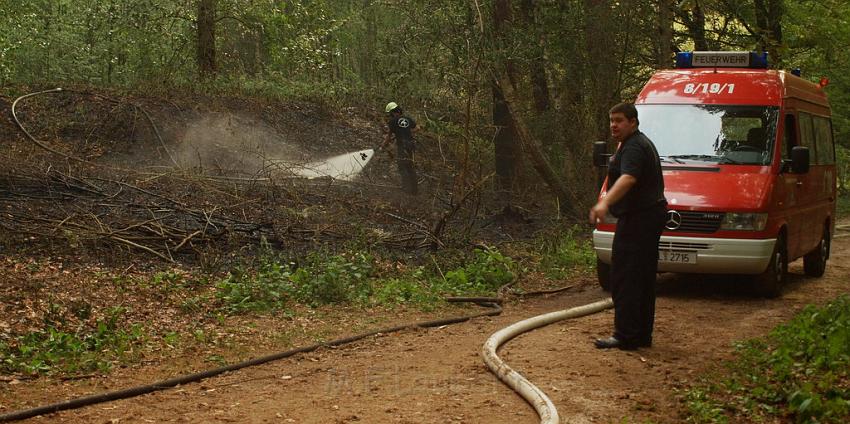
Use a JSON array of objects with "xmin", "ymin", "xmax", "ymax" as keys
[
  {"xmin": 215, "ymin": 258, "xmax": 296, "ymax": 313},
  {"xmin": 290, "ymin": 251, "xmax": 374, "ymax": 306},
  {"xmin": 372, "ymin": 276, "xmax": 438, "ymax": 307},
  {"xmin": 212, "ymin": 247, "xmax": 519, "ymax": 313},
  {"xmin": 837, "ymin": 194, "xmax": 850, "ymax": 219},
  {"xmin": 0, "ymin": 308, "xmax": 145, "ymax": 375},
  {"xmin": 538, "ymin": 226, "xmax": 596, "ymax": 279},
  {"xmin": 434, "ymin": 248, "xmax": 515, "ymax": 295},
  {"xmin": 684, "ymin": 296, "xmax": 850, "ymax": 423},
  {"xmin": 214, "ymin": 250, "xmax": 375, "ymax": 311},
  {"xmin": 836, "ymin": 144, "xmax": 849, "ymax": 197}
]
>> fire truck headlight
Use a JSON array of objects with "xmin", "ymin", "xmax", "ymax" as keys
[{"xmin": 720, "ymin": 213, "xmax": 768, "ymax": 231}]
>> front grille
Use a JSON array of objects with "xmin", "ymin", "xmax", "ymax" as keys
[
  {"xmin": 658, "ymin": 241, "xmax": 711, "ymax": 250},
  {"xmin": 667, "ymin": 210, "xmax": 724, "ymax": 233}
]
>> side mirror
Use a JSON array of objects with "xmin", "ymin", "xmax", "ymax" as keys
[
  {"xmin": 593, "ymin": 141, "xmax": 610, "ymax": 167},
  {"xmin": 791, "ymin": 146, "xmax": 810, "ymax": 174}
]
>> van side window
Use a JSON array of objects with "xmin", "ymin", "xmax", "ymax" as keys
[
  {"xmin": 798, "ymin": 112, "xmax": 817, "ymax": 163},
  {"xmin": 782, "ymin": 114, "xmax": 797, "ymax": 161},
  {"xmin": 813, "ymin": 116, "xmax": 835, "ymax": 165}
]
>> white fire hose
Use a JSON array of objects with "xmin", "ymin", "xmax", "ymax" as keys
[{"xmin": 482, "ymin": 298, "xmax": 615, "ymax": 423}]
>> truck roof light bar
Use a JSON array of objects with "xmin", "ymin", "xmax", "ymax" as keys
[{"xmin": 675, "ymin": 51, "xmax": 768, "ymax": 69}]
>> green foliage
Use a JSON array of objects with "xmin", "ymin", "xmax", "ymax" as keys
[
  {"xmin": 214, "ymin": 249, "xmax": 375, "ymax": 312},
  {"xmin": 290, "ymin": 251, "xmax": 374, "ymax": 306},
  {"xmin": 261, "ymin": 1, "xmax": 340, "ymax": 78},
  {"xmin": 150, "ymin": 270, "xmax": 183, "ymax": 286},
  {"xmin": 684, "ymin": 387, "xmax": 729, "ymax": 424},
  {"xmin": 838, "ymin": 195, "xmax": 850, "ymax": 219},
  {"xmin": 212, "ymin": 245, "xmax": 519, "ymax": 313},
  {"xmin": 434, "ymin": 248, "xmax": 515, "ymax": 295},
  {"xmin": 783, "ymin": 1, "xmax": 850, "ymax": 148},
  {"xmin": 372, "ymin": 275, "xmax": 438, "ymax": 307},
  {"xmin": 538, "ymin": 226, "xmax": 596, "ymax": 280},
  {"xmin": 837, "ymin": 144, "xmax": 850, "ymax": 197},
  {"xmin": 0, "ymin": 307, "xmax": 145, "ymax": 375},
  {"xmin": 684, "ymin": 296, "xmax": 850, "ymax": 423},
  {"xmin": 190, "ymin": 73, "xmax": 365, "ymax": 109},
  {"xmin": 145, "ymin": 269, "xmax": 189, "ymax": 296},
  {"xmin": 0, "ymin": 0, "xmax": 195, "ymax": 86},
  {"xmin": 215, "ymin": 258, "xmax": 296, "ymax": 313}
]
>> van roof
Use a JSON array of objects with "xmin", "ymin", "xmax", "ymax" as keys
[{"xmin": 636, "ymin": 69, "xmax": 829, "ymax": 107}]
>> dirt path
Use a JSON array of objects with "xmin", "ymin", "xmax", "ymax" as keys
[{"xmin": 5, "ymin": 222, "xmax": 850, "ymax": 423}]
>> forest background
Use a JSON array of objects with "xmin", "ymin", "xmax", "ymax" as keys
[
  {"xmin": 1, "ymin": 0, "xmax": 848, "ymax": 208},
  {"xmin": 1, "ymin": 2, "xmax": 850, "ymax": 422}
]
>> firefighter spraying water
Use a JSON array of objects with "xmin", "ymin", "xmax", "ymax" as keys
[{"xmin": 382, "ymin": 102, "xmax": 419, "ymax": 195}]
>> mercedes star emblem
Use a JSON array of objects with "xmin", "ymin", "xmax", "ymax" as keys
[{"xmin": 666, "ymin": 210, "xmax": 682, "ymax": 230}]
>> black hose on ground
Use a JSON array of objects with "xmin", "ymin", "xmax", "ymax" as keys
[
  {"xmin": 11, "ymin": 88, "xmax": 178, "ymax": 169},
  {"xmin": 0, "ymin": 300, "xmax": 501, "ymax": 422},
  {"xmin": 10, "ymin": 88, "xmax": 82, "ymax": 162}
]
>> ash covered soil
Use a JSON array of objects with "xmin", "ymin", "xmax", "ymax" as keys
[{"xmin": 1, "ymin": 87, "xmax": 849, "ymax": 423}]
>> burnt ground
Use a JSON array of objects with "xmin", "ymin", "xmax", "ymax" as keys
[
  {"xmin": 0, "ymin": 85, "xmax": 569, "ymax": 340},
  {"xmin": 1, "ymin": 86, "xmax": 848, "ymax": 423},
  {"xmin": 0, "ymin": 86, "xmax": 567, "ymax": 272}
]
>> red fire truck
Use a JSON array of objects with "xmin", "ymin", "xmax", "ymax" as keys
[{"xmin": 593, "ymin": 51, "xmax": 836, "ymax": 297}]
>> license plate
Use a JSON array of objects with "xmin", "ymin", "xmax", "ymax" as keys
[{"xmin": 658, "ymin": 250, "xmax": 697, "ymax": 264}]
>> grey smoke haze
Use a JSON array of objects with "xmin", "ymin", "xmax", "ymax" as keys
[
  {"xmin": 175, "ymin": 113, "xmax": 306, "ymax": 175},
  {"xmin": 173, "ymin": 113, "xmax": 374, "ymax": 180}
]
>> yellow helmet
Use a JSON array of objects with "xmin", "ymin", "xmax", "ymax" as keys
[{"xmin": 385, "ymin": 102, "xmax": 398, "ymax": 113}]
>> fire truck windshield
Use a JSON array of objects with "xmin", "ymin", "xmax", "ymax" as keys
[{"xmin": 636, "ymin": 104, "xmax": 779, "ymax": 166}]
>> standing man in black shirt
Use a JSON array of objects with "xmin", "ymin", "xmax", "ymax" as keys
[
  {"xmin": 589, "ymin": 102, "xmax": 667, "ymax": 350},
  {"xmin": 382, "ymin": 102, "xmax": 418, "ymax": 195}
]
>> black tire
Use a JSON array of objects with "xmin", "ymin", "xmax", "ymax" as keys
[
  {"xmin": 753, "ymin": 235, "xmax": 787, "ymax": 298},
  {"xmin": 803, "ymin": 225, "xmax": 830, "ymax": 277},
  {"xmin": 597, "ymin": 258, "xmax": 611, "ymax": 292}
]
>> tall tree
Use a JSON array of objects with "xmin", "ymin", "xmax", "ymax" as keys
[
  {"xmin": 519, "ymin": 0, "xmax": 551, "ymax": 112},
  {"xmin": 678, "ymin": 0, "xmax": 709, "ymax": 50},
  {"xmin": 754, "ymin": 0, "xmax": 784, "ymax": 64},
  {"xmin": 583, "ymin": 0, "xmax": 621, "ymax": 140},
  {"xmin": 360, "ymin": 0, "xmax": 377, "ymax": 86},
  {"xmin": 656, "ymin": 0, "xmax": 675, "ymax": 69},
  {"xmin": 197, "ymin": 0, "xmax": 217, "ymax": 79},
  {"xmin": 492, "ymin": 0, "xmax": 520, "ymax": 198},
  {"xmin": 496, "ymin": 75, "xmax": 575, "ymax": 212}
]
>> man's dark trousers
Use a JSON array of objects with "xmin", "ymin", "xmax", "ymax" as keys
[
  {"xmin": 396, "ymin": 139, "xmax": 417, "ymax": 195},
  {"xmin": 610, "ymin": 203, "xmax": 666, "ymax": 345}
]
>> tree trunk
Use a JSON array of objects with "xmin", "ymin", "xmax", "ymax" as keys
[
  {"xmin": 583, "ymin": 0, "xmax": 619, "ymax": 140},
  {"xmin": 493, "ymin": 83, "xmax": 517, "ymax": 195},
  {"xmin": 754, "ymin": 0, "xmax": 784, "ymax": 64},
  {"xmin": 520, "ymin": 0, "xmax": 551, "ymax": 112},
  {"xmin": 362, "ymin": 0, "xmax": 376, "ymax": 86},
  {"xmin": 197, "ymin": 0, "xmax": 216, "ymax": 79},
  {"xmin": 679, "ymin": 1, "xmax": 709, "ymax": 51},
  {"xmin": 492, "ymin": 0, "xmax": 520, "ymax": 198},
  {"xmin": 496, "ymin": 75, "xmax": 574, "ymax": 212},
  {"xmin": 656, "ymin": 0, "xmax": 674, "ymax": 69},
  {"xmin": 694, "ymin": 2, "xmax": 708, "ymax": 50}
]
